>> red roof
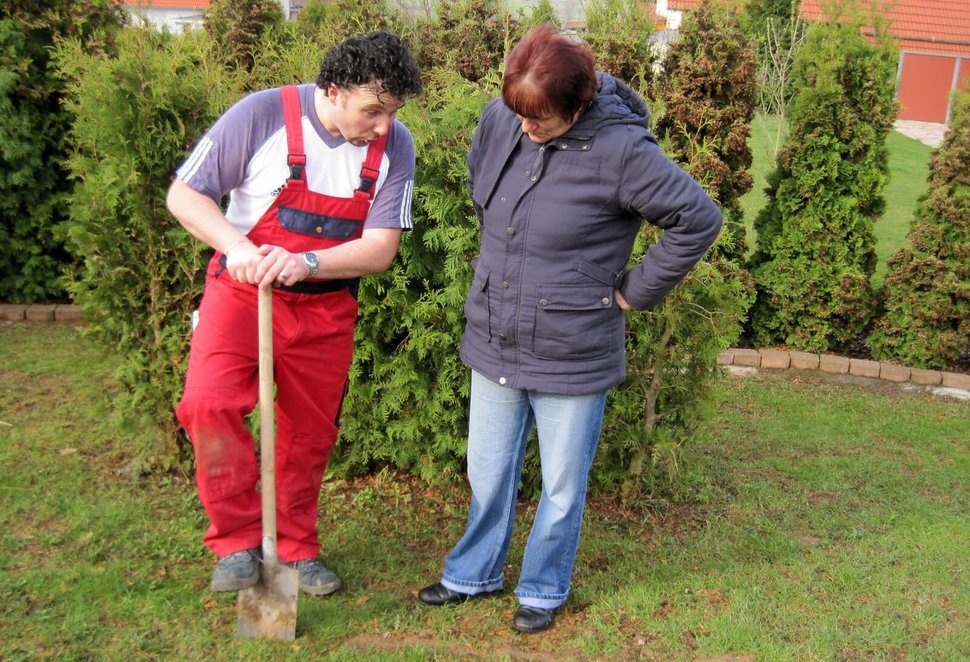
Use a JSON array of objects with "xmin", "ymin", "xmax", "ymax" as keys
[
  {"xmin": 667, "ymin": 0, "xmax": 704, "ymax": 8},
  {"xmin": 800, "ymin": 0, "xmax": 970, "ymax": 57},
  {"xmin": 120, "ymin": 1, "xmax": 211, "ymax": 8}
]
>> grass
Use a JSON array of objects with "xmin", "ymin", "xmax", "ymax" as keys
[
  {"xmin": 739, "ymin": 114, "xmax": 934, "ymax": 287},
  {"xmin": 2, "ymin": 322, "xmax": 968, "ymax": 660}
]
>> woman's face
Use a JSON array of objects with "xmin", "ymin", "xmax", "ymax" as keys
[{"xmin": 515, "ymin": 111, "xmax": 579, "ymax": 144}]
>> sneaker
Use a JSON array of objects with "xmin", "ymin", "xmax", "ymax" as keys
[
  {"xmin": 284, "ymin": 558, "xmax": 342, "ymax": 596},
  {"xmin": 210, "ymin": 547, "xmax": 260, "ymax": 592}
]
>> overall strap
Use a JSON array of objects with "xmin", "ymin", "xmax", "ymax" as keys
[
  {"xmin": 280, "ymin": 85, "xmax": 307, "ymax": 182},
  {"xmin": 354, "ymin": 133, "xmax": 389, "ymax": 201}
]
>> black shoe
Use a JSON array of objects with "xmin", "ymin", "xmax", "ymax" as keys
[
  {"xmin": 418, "ymin": 582, "xmax": 499, "ymax": 606},
  {"xmin": 513, "ymin": 605, "xmax": 556, "ymax": 633}
]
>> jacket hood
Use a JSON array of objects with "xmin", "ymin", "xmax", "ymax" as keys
[{"xmin": 570, "ymin": 72, "xmax": 651, "ymax": 136}]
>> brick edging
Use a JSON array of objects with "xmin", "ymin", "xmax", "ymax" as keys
[
  {"xmin": 4, "ymin": 305, "xmax": 968, "ymax": 392},
  {"xmin": 0, "ymin": 303, "xmax": 83, "ymax": 324},
  {"xmin": 718, "ymin": 348, "xmax": 970, "ymax": 392}
]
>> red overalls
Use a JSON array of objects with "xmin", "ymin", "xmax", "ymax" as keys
[{"xmin": 176, "ymin": 86, "xmax": 387, "ymax": 561}]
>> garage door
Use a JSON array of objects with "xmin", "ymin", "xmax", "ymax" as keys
[{"xmin": 897, "ymin": 52, "xmax": 957, "ymax": 122}]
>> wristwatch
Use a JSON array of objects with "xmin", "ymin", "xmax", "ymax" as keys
[{"xmin": 302, "ymin": 251, "xmax": 319, "ymax": 279}]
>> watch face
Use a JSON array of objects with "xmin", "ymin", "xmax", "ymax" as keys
[{"xmin": 304, "ymin": 252, "xmax": 319, "ymax": 276}]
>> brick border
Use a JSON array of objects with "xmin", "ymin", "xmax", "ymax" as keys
[
  {"xmin": 718, "ymin": 348, "xmax": 970, "ymax": 393},
  {"xmin": 4, "ymin": 305, "xmax": 969, "ymax": 394}
]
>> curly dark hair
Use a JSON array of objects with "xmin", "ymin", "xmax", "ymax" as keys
[{"xmin": 316, "ymin": 31, "xmax": 423, "ymax": 100}]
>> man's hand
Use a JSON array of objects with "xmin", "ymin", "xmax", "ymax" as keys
[{"xmin": 225, "ymin": 242, "xmax": 308, "ymax": 288}]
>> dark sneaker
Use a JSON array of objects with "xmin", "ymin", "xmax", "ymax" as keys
[
  {"xmin": 285, "ymin": 558, "xmax": 342, "ymax": 596},
  {"xmin": 210, "ymin": 547, "xmax": 260, "ymax": 592}
]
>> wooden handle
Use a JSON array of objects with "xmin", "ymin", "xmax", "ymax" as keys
[{"xmin": 257, "ymin": 287, "xmax": 279, "ymax": 563}]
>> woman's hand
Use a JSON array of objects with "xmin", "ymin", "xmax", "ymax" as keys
[{"xmin": 615, "ymin": 289, "xmax": 632, "ymax": 311}]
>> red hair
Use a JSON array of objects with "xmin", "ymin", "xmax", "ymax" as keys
[{"xmin": 502, "ymin": 24, "xmax": 598, "ymax": 123}]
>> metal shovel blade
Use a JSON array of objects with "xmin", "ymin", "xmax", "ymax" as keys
[{"xmin": 236, "ymin": 558, "xmax": 299, "ymax": 640}]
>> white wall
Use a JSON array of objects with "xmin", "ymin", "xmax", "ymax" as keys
[{"xmin": 122, "ymin": 6, "xmax": 206, "ymax": 33}]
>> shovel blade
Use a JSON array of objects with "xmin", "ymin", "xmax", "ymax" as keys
[{"xmin": 236, "ymin": 561, "xmax": 299, "ymax": 640}]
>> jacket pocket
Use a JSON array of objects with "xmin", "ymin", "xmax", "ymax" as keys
[
  {"xmin": 464, "ymin": 266, "xmax": 491, "ymax": 342},
  {"xmin": 532, "ymin": 284, "xmax": 616, "ymax": 360}
]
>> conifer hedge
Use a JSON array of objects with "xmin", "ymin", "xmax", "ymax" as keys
[
  {"xmin": 747, "ymin": 20, "xmax": 897, "ymax": 353},
  {"xmin": 57, "ymin": 28, "xmax": 241, "ymax": 468},
  {"xmin": 0, "ymin": 0, "xmax": 123, "ymax": 303},
  {"xmin": 868, "ymin": 91, "xmax": 970, "ymax": 369},
  {"xmin": 48, "ymin": 5, "xmax": 870, "ymax": 496}
]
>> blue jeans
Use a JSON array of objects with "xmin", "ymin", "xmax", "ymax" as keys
[{"xmin": 440, "ymin": 370, "xmax": 608, "ymax": 610}]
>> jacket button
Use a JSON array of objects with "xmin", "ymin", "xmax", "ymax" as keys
[
  {"xmin": 602, "ymin": 297, "xmax": 610, "ymax": 305},
  {"xmin": 500, "ymin": 197, "xmax": 506, "ymax": 202},
  {"xmin": 498, "ymin": 333, "xmax": 507, "ymax": 341},
  {"xmin": 502, "ymin": 280, "xmax": 509, "ymax": 288},
  {"xmin": 531, "ymin": 176, "xmax": 537, "ymax": 182},
  {"xmin": 506, "ymin": 227, "xmax": 515, "ymax": 236},
  {"xmin": 499, "ymin": 377, "xmax": 507, "ymax": 385},
  {"xmin": 539, "ymin": 298, "xmax": 548, "ymax": 306}
]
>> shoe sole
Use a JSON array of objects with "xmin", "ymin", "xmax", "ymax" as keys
[
  {"xmin": 299, "ymin": 579, "xmax": 342, "ymax": 596},
  {"xmin": 418, "ymin": 588, "xmax": 502, "ymax": 606},
  {"xmin": 210, "ymin": 574, "xmax": 259, "ymax": 592}
]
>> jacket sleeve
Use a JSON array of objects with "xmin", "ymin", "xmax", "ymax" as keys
[{"xmin": 617, "ymin": 134, "xmax": 723, "ymax": 311}]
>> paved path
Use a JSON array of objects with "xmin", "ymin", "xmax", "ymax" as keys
[{"xmin": 893, "ymin": 120, "xmax": 947, "ymax": 148}]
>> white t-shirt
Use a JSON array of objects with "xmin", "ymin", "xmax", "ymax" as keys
[{"xmin": 175, "ymin": 83, "xmax": 415, "ymax": 235}]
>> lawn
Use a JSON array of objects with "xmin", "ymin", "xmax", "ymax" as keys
[
  {"xmin": 739, "ymin": 115, "xmax": 934, "ymax": 287},
  {"xmin": 1, "ymin": 322, "xmax": 967, "ymax": 660}
]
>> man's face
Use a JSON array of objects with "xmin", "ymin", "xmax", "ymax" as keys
[{"xmin": 323, "ymin": 82, "xmax": 405, "ymax": 147}]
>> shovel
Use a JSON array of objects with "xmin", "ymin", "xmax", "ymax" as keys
[{"xmin": 237, "ymin": 286, "xmax": 299, "ymax": 639}]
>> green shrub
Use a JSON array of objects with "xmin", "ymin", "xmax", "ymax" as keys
[
  {"xmin": 656, "ymin": 0, "xmax": 757, "ymax": 263},
  {"xmin": 204, "ymin": 0, "xmax": 285, "ymax": 75},
  {"xmin": 598, "ymin": 1, "xmax": 755, "ymax": 502},
  {"xmin": 582, "ymin": 0, "xmax": 656, "ymax": 93},
  {"xmin": 747, "ymin": 19, "xmax": 897, "ymax": 352},
  {"xmin": 331, "ymin": 68, "xmax": 491, "ymax": 481},
  {"xmin": 56, "ymin": 28, "xmax": 240, "ymax": 469},
  {"xmin": 868, "ymin": 91, "xmax": 970, "ymax": 368},
  {"xmin": 0, "ymin": 1, "xmax": 123, "ymax": 303},
  {"xmin": 409, "ymin": 0, "xmax": 521, "ymax": 83}
]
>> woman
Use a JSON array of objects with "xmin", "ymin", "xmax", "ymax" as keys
[{"xmin": 417, "ymin": 25, "xmax": 722, "ymax": 633}]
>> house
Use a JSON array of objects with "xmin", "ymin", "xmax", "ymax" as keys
[
  {"xmin": 655, "ymin": 0, "xmax": 704, "ymax": 32},
  {"xmin": 800, "ymin": 0, "xmax": 970, "ymax": 124},
  {"xmin": 119, "ymin": 1, "xmax": 308, "ymax": 33},
  {"xmin": 120, "ymin": 1, "xmax": 210, "ymax": 32}
]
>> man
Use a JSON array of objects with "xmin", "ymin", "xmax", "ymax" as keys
[{"xmin": 167, "ymin": 32, "xmax": 422, "ymax": 596}]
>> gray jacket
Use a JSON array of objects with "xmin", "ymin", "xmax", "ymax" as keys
[{"xmin": 460, "ymin": 73, "xmax": 723, "ymax": 394}]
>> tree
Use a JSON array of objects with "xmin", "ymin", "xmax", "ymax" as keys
[
  {"xmin": 656, "ymin": 0, "xmax": 757, "ymax": 263},
  {"xmin": 598, "ymin": 1, "xmax": 755, "ymax": 502},
  {"xmin": 582, "ymin": 0, "xmax": 656, "ymax": 93},
  {"xmin": 0, "ymin": 0, "xmax": 124, "ymax": 303},
  {"xmin": 57, "ymin": 28, "xmax": 240, "ymax": 469},
  {"xmin": 409, "ymin": 0, "xmax": 521, "ymax": 83},
  {"xmin": 746, "ymin": 18, "xmax": 897, "ymax": 353},
  {"xmin": 204, "ymin": 0, "xmax": 285, "ymax": 74},
  {"xmin": 868, "ymin": 91, "xmax": 970, "ymax": 369}
]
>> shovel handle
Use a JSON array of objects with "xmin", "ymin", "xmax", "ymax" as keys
[{"xmin": 257, "ymin": 286, "xmax": 279, "ymax": 564}]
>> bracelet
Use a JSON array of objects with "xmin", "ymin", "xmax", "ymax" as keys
[{"xmin": 223, "ymin": 238, "xmax": 249, "ymax": 256}]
